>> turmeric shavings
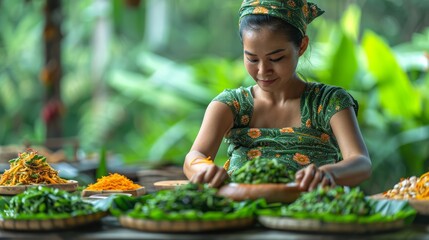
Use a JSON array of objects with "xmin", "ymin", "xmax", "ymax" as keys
[
  {"xmin": 415, "ymin": 172, "xmax": 429, "ymax": 200},
  {"xmin": 85, "ymin": 173, "xmax": 142, "ymax": 191}
]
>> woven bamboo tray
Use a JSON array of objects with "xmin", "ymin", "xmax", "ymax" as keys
[
  {"xmin": 258, "ymin": 216, "xmax": 405, "ymax": 233},
  {"xmin": 0, "ymin": 211, "xmax": 107, "ymax": 231},
  {"xmin": 0, "ymin": 180, "xmax": 78, "ymax": 196},
  {"xmin": 119, "ymin": 216, "xmax": 254, "ymax": 232}
]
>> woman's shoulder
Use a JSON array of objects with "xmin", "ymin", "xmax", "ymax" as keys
[
  {"xmin": 221, "ymin": 86, "xmax": 252, "ymax": 95},
  {"xmin": 306, "ymin": 82, "xmax": 347, "ymax": 94},
  {"xmin": 305, "ymin": 82, "xmax": 358, "ymax": 116},
  {"xmin": 305, "ymin": 82, "xmax": 355, "ymax": 102},
  {"xmin": 212, "ymin": 86, "xmax": 254, "ymax": 127},
  {"xmin": 213, "ymin": 86, "xmax": 253, "ymax": 102}
]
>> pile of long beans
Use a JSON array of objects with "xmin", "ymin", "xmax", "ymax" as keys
[{"xmin": 230, "ymin": 158, "xmax": 295, "ymax": 184}]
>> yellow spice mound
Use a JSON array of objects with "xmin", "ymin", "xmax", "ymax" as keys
[{"xmin": 85, "ymin": 173, "xmax": 141, "ymax": 191}]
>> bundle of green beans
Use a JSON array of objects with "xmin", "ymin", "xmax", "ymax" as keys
[
  {"xmin": 230, "ymin": 158, "xmax": 295, "ymax": 184},
  {"xmin": 286, "ymin": 186, "xmax": 371, "ymax": 216},
  {"xmin": 3, "ymin": 186, "xmax": 97, "ymax": 219}
]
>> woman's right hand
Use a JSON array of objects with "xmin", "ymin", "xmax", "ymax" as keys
[
  {"xmin": 295, "ymin": 164, "xmax": 336, "ymax": 191},
  {"xmin": 190, "ymin": 164, "xmax": 229, "ymax": 188}
]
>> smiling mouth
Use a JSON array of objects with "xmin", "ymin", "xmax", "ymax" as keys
[{"xmin": 259, "ymin": 78, "xmax": 277, "ymax": 82}]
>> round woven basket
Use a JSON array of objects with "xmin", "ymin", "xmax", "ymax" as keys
[
  {"xmin": 119, "ymin": 216, "xmax": 254, "ymax": 232},
  {"xmin": 258, "ymin": 216, "xmax": 405, "ymax": 234},
  {"xmin": 0, "ymin": 211, "xmax": 107, "ymax": 231}
]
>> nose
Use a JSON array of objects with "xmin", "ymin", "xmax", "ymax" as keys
[{"xmin": 258, "ymin": 60, "xmax": 273, "ymax": 76}]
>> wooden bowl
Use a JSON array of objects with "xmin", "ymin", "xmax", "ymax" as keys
[
  {"xmin": 371, "ymin": 193, "xmax": 429, "ymax": 215},
  {"xmin": 153, "ymin": 180, "xmax": 189, "ymax": 191},
  {"xmin": 0, "ymin": 180, "xmax": 78, "ymax": 196},
  {"xmin": 217, "ymin": 182, "xmax": 302, "ymax": 203},
  {"xmin": 81, "ymin": 186, "xmax": 146, "ymax": 198}
]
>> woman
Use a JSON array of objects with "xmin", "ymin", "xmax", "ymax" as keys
[{"xmin": 183, "ymin": 0, "xmax": 371, "ymax": 191}]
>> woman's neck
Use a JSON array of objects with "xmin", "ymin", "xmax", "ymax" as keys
[{"xmin": 253, "ymin": 78, "xmax": 307, "ymax": 105}]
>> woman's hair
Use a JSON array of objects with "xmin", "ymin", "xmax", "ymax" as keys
[{"xmin": 239, "ymin": 14, "xmax": 304, "ymax": 48}]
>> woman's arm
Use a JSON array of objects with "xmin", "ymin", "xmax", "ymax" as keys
[
  {"xmin": 296, "ymin": 107, "xmax": 372, "ymax": 190},
  {"xmin": 183, "ymin": 101, "xmax": 234, "ymax": 187},
  {"xmin": 323, "ymin": 106, "xmax": 372, "ymax": 185}
]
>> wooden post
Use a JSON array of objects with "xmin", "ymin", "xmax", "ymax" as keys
[{"xmin": 40, "ymin": 0, "xmax": 63, "ymax": 142}]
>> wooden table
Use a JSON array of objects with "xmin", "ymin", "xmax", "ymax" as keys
[{"xmin": 0, "ymin": 216, "xmax": 428, "ymax": 240}]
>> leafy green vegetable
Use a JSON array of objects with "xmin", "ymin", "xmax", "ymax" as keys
[
  {"xmin": 286, "ymin": 186, "xmax": 370, "ymax": 216},
  {"xmin": 0, "ymin": 186, "xmax": 102, "ymax": 220},
  {"xmin": 0, "ymin": 197, "xmax": 8, "ymax": 210},
  {"xmin": 257, "ymin": 186, "xmax": 416, "ymax": 224},
  {"xmin": 111, "ymin": 183, "xmax": 260, "ymax": 221},
  {"xmin": 229, "ymin": 158, "xmax": 295, "ymax": 184}
]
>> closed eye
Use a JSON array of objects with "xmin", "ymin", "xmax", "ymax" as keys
[
  {"xmin": 246, "ymin": 57, "xmax": 258, "ymax": 63},
  {"xmin": 270, "ymin": 56, "xmax": 284, "ymax": 62}
]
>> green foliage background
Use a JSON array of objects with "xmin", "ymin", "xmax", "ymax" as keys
[{"xmin": 0, "ymin": 0, "xmax": 428, "ymax": 194}]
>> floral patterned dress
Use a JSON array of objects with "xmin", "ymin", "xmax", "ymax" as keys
[{"xmin": 213, "ymin": 82, "xmax": 358, "ymax": 175}]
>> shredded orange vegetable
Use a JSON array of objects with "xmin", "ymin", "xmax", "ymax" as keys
[
  {"xmin": 85, "ymin": 173, "xmax": 141, "ymax": 191},
  {"xmin": 0, "ymin": 149, "xmax": 68, "ymax": 186},
  {"xmin": 415, "ymin": 172, "xmax": 429, "ymax": 199},
  {"xmin": 383, "ymin": 172, "xmax": 429, "ymax": 200}
]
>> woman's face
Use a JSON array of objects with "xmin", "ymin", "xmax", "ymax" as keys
[{"xmin": 242, "ymin": 26, "xmax": 306, "ymax": 91}]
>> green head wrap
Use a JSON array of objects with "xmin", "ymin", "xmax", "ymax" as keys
[{"xmin": 239, "ymin": 0, "xmax": 324, "ymax": 36}]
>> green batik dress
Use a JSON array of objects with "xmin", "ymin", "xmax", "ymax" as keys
[{"xmin": 213, "ymin": 82, "xmax": 358, "ymax": 175}]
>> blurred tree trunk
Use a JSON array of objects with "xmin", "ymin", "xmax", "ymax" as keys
[
  {"xmin": 92, "ymin": 0, "xmax": 110, "ymax": 100},
  {"xmin": 41, "ymin": 0, "xmax": 63, "ymax": 141},
  {"xmin": 144, "ymin": 0, "xmax": 169, "ymax": 51},
  {"xmin": 90, "ymin": 0, "xmax": 111, "ymax": 147}
]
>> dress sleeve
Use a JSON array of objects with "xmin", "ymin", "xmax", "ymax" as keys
[
  {"xmin": 212, "ymin": 89, "xmax": 239, "ymax": 115},
  {"xmin": 212, "ymin": 87, "xmax": 253, "ymax": 128},
  {"xmin": 319, "ymin": 86, "xmax": 359, "ymax": 131},
  {"xmin": 305, "ymin": 84, "xmax": 358, "ymax": 133}
]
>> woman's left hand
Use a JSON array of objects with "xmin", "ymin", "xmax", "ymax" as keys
[
  {"xmin": 190, "ymin": 164, "xmax": 228, "ymax": 188},
  {"xmin": 295, "ymin": 164, "xmax": 336, "ymax": 191}
]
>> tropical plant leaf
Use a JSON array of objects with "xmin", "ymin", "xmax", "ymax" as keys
[{"xmin": 362, "ymin": 31, "xmax": 421, "ymax": 119}]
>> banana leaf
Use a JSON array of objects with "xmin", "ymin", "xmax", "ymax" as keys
[{"xmin": 94, "ymin": 194, "xmax": 138, "ymax": 215}]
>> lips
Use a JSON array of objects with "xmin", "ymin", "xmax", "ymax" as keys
[
  {"xmin": 258, "ymin": 77, "xmax": 277, "ymax": 81},
  {"xmin": 258, "ymin": 78, "xmax": 277, "ymax": 84}
]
